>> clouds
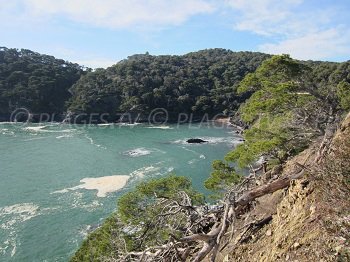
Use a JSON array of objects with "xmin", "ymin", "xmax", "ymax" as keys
[
  {"xmin": 74, "ymin": 58, "xmax": 117, "ymax": 69},
  {"xmin": 225, "ymin": 0, "xmax": 303, "ymax": 36},
  {"xmin": 225, "ymin": 0, "xmax": 350, "ymax": 60},
  {"xmin": 19, "ymin": 0, "xmax": 214, "ymax": 29},
  {"xmin": 260, "ymin": 28, "xmax": 350, "ymax": 60},
  {"xmin": 1, "ymin": 0, "xmax": 349, "ymax": 65}
]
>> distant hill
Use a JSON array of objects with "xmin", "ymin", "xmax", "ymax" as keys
[
  {"xmin": 67, "ymin": 49, "xmax": 270, "ymax": 120},
  {"xmin": 0, "ymin": 47, "xmax": 87, "ymax": 120},
  {"xmin": 1, "ymin": 47, "xmax": 348, "ymax": 122},
  {"xmin": 0, "ymin": 48, "xmax": 271, "ymax": 121}
]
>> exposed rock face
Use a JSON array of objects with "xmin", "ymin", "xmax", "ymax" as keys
[
  {"xmin": 216, "ymin": 113, "xmax": 350, "ymax": 262},
  {"xmin": 186, "ymin": 138, "xmax": 208, "ymax": 144}
]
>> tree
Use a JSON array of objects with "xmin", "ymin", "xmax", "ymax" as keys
[
  {"xmin": 0, "ymin": 47, "xmax": 86, "ymax": 117},
  {"xmin": 204, "ymin": 160, "xmax": 242, "ymax": 197},
  {"xmin": 337, "ymin": 81, "xmax": 350, "ymax": 110},
  {"xmin": 117, "ymin": 175, "xmax": 204, "ymax": 250},
  {"xmin": 226, "ymin": 55, "xmax": 340, "ymax": 170},
  {"xmin": 67, "ymin": 49, "xmax": 270, "ymax": 119}
]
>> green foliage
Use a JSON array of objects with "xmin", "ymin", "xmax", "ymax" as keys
[
  {"xmin": 234, "ymin": 55, "xmax": 312, "ymax": 165},
  {"xmin": 117, "ymin": 175, "xmax": 204, "ymax": 250},
  {"xmin": 337, "ymin": 81, "xmax": 350, "ymax": 110},
  {"xmin": 237, "ymin": 55, "xmax": 314, "ymax": 124},
  {"xmin": 207, "ymin": 55, "xmax": 349, "ymax": 193},
  {"xmin": 118, "ymin": 175, "xmax": 204, "ymax": 223},
  {"xmin": 72, "ymin": 175, "xmax": 204, "ymax": 259},
  {"xmin": 70, "ymin": 214, "xmax": 122, "ymax": 262},
  {"xmin": 225, "ymin": 55, "xmax": 337, "ymax": 168},
  {"xmin": 237, "ymin": 54, "xmax": 308, "ymax": 94},
  {"xmin": 67, "ymin": 49, "xmax": 270, "ymax": 117},
  {"xmin": 237, "ymin": 72, "xmax": 261, "ymax": 93},
  {"xmin": 239, "ymin": 82, "xmax": 311, "ymax": 123},
  {"xmin": 226, "ymin": 115, "xmax": 294, "ymax": 167},
  {"xmin": 204, "ymin": 160, "xmax": 242, "ymax": 197},
  {"xmin": 0, "ymin": 47, "xmax": 86, "ymax": 117}
]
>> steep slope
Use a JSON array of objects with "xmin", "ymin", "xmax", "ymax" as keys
[{"xmin": 218, "ymin": 113, "xmax": 350, "ymax": 261}]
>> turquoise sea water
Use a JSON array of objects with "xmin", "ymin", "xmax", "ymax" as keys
[{"xmin": 0, "ymin": 122, "xmax": 241, "ymax": 261}]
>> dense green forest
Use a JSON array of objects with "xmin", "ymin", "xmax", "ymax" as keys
[
  {"xmin": 71, "ymin": 55, "xmax": 350, "ymax": 261},
  {"xmin": 1, "ymin": 47, "xmax": 349, "ymax": 123},
  {"xmin": 67, "ymin": 50, "xmax": 270, "ymax": 119},
  {"xmin": 0, "ymin": 47, "xmax": 87, "ymax": 120},
  {"xmin": 0, "ymin": 48, "xmax": 271, "ymax": 121}
]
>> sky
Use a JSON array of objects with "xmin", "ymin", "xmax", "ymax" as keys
[{"xmin": 1, "ymin": 0, "xmax": 350, "ymax": 68}]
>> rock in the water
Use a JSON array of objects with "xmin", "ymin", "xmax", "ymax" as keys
[{"xmin": 187, "ymin": 138, "xmax": 208, "ymax": 144}]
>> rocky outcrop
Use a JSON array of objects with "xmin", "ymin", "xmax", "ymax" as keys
[
  {"xmin": 216, "ymin": 113, "xmax": 350, "ymax": 262},
  {"xmin": 187, "ymin": 138, "xmax": 208, "ymax": 144}
]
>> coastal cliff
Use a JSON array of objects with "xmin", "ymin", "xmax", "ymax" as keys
[{"xmin": 215, "ymin": 113, "xmax": 350, "ymax": 261}]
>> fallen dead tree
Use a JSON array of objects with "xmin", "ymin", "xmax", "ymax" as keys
[
  {"xmin": 235, "ymin": 168, "xmax": 305, "ymax": 207},
  {"xmin": 117, "ymin": 162, "xmax": 308, "ymax": 262}
]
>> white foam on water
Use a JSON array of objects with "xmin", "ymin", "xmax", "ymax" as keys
[
  {"xmin": 130, "ymin": 165, "xmax": 161, "ymax": 178},
  {"xmin": 23, "ymin": 126, "xmax": 48, "ymax": 131},
  {"xmin": 52, "ymin": 175, "xmax": 130, "ymax": 197},
  {"xmin": 203, "ymin": 137, "xmax": 230, "ymax": 144},
  {"xmin": 10, "ymin": 242, "xmax": 16, "ymax": 257},
  {"xmin": 97, "ymin": 123, "xmax": 114, "ymax": 126},
  {"xmin": 79, "ymin": 224, "xmax": 93, "ymax": 238},
  {"xmin": 23, "ymin": 136, "xmax": 49, "ymax": 141},
  {"xmin": 188, "ymin": 159, "xmax": 198, "ymax": 165},
  {"xmin": 51, "ymin": 129, "xmax": 76, "ymax": 133},
  {"xmin": 129, "ymin": 164, "xmax": 175, "ymax": 179},
  {"xmin": 56, "ymin": 134, "xmax": 73, "ymax": 139},
  {"xmin": 180, "ymin": 146, "xmax": 200, "ymax": 155},
  {"xmin": 117, "ymin": 123, "xmax": 141, "ymax": 127},
  {"xmin": 52, "ymin": 188, "xmax": 69, "ymax": 194},
  {"xmin": 67, "ymin": 192, "xmax": 103, "ymax": 211},
  {"xmin": 123, "ymin": 148, "xmax": 152, "ymax": 157},
  {"xmin": 146, "ymin": 125, "xmax": 173, "ymax": 129},
  {"xmin": 0, "ymin": 128, "xmax": 15, "ymax": 136},
  {"xmin": 123, "ymin": 147, "xmax": 166, "ymax": 158},
  {"xmin": 84, "ymin": 134, "xmax": 106, "ymax": 149},
  {"xmin": 188, "ymin": 154, "xmax": 206, "ymax": 165},
  {"xmin": 0, "ymin": 203, "xmax": 40, "ymax": 257},
  {"xmin": 23, "ymin": 125, "xmax": 77, "ymax": 134},
  {"xmin": 152, "ymin": 148, "xmax": 166, "ymax": 154},
  {"xmin": 0, "ymin": 203, "xmax": 39, "ymax": 225},
  {"xmin": 0, "ymin": 234, "xmax": 18, "ymax": 257}
]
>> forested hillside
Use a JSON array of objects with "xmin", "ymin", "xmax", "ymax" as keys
[
  {"xmin": 0, "ymin": 47, "xmax": 87, "ymax": 120},
  {"xmin": 0, "ymin": 48, "xmax": 272, "ymax": 121},
  {"xmin": 67, "ymin": 49, "xmax": 270, "ymax": 119},
  {"xmin": 1, "ymin": 47, "xmax": 348, "ymax": 124}
]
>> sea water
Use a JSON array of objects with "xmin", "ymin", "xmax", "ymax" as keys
[{"xmin": 0, "ymin": 122, "xmax": 241, "ymax": 261}]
